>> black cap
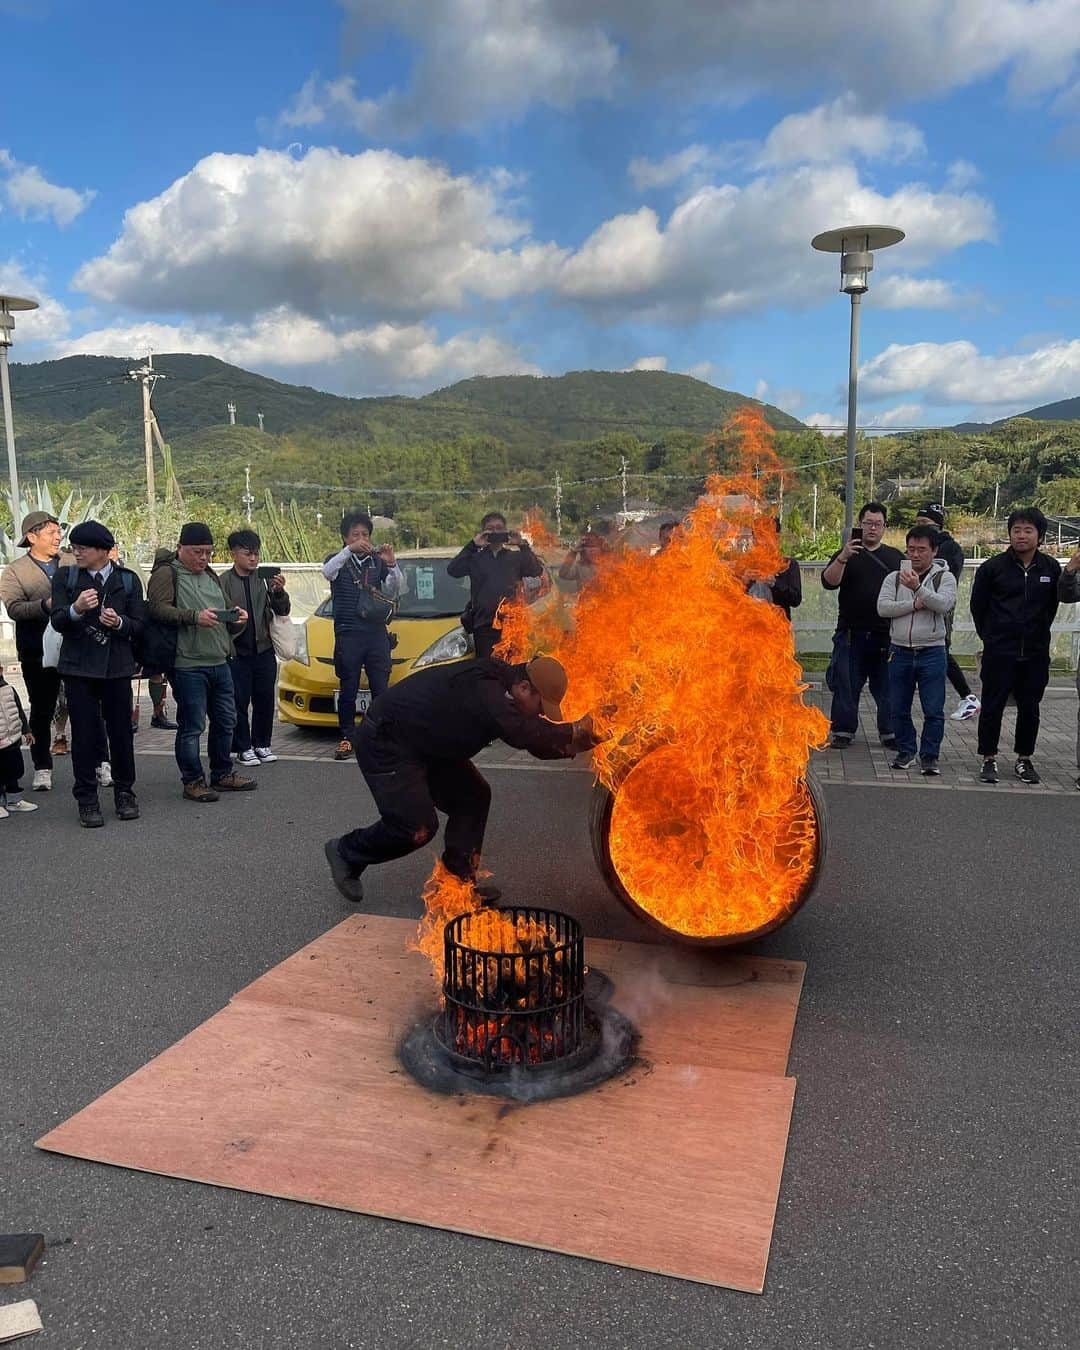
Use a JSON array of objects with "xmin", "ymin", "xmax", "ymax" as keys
[
  {"xmin": 68, "ymin": 520, "xmax": 116, "ymax": 550},
  {"xmin": 179, "ymin": 522, "xmax": 214, "ymax": 546},
  {"xmin": 918, "ymin": 503, "xmax": 945, "ymax": 528}
]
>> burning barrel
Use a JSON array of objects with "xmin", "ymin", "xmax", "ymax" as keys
[{"xmin": 589, "ymin": 751, "xmax": 828, "ymax": 947}]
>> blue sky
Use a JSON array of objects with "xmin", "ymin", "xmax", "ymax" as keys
[{"xmin": 3, "ymin": 0, "xmax": 1080, "ymax": 427}]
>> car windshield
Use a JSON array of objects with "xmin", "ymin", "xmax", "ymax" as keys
[{"xmin": 314, "ymin": 556, "xmax": 472, "ymax": 620}]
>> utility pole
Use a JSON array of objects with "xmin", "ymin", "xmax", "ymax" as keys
[
  {"xmin": 620, "ymin": 455, "xmax": 628, "ymax": 519},
  {"xmin": 941, "ymin": 461, "xmax": 948, "ymax": 507},
  {"xmin": 227, "ymin": 402, "xmax": 236, "ymax": 426},
  {"xmin": 554, "ymin": 469, "xmax": 562, "ymax": 539},
  {"xmin": 127, "ymin": 353, "xmax": 165, "ymax": 547},
  {"xmin": 869, "ymin": 443, "xmax": 875, "ymax": 500},
  {"xmin": 316, "ymin": 511, "xmax": 323, "ymax": 530},
  {"xmin": 0, "ymin": 294, "xmax": 38, "ymax": 524},
  {"xmin": 242, "ymin": 465, "xmax": 255, "ymax": 524},
  {"xmin": 993, "ymin": 481, "xmax": 1000, "ymax": 521},
  {"xmin": 778, "ymin": 475, "xmax": 784, "ymax": 522},
  {"xmin": 812, "ymin": 483, "xmax": 818, "ymax": 539},
  {"xmin": 257, "ymin": 411, "xmax": 264, "ymax": 432}
]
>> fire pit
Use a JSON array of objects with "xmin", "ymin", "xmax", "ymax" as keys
[{"xmin": 400, "ymin": 907, "xmax": 637, "ymax": 1102}]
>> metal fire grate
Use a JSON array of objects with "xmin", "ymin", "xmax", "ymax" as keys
[{"xmin": 435, "ymin": 908, "xmax": 588, "ymax": 1072}]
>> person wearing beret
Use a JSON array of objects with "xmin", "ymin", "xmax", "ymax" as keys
[{"xmin": 49, "ymin": 521, "xmax": 146, "ymax": 827}]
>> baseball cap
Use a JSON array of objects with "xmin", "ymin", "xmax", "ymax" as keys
[
  {"xmin": 526, "ymin": 655, "xmax": 568, "ymax": 721},
  {"xmin": 18, "ymin": 511, "xmax": 66, "ymax": 548}
]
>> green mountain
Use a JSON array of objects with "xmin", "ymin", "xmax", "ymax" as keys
[{"xmin": 955, "ymin": 395, "xmax": 1080, "ymax": 433}]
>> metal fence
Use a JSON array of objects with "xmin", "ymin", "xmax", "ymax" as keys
[{"xmin": 4, "ymin": 559, "xmax": 1080, "ymax": 668}]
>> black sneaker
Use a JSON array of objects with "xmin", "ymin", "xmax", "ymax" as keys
[
  {"xmin": 890, "ymin": 753, "xmax": 916, "ymax": 770},
  {"xmin": 880, "ymin": 734, "xmax": 899, "ymax": 750},
  {"xmin": 979, "ymin": 758, "xmax": 999, "ymax": 784},
  {"xmin": 324, "ymin": 838, "xmax": 365, "ymax": 903},
  {"xmin": 115, "ymin": 790, "xmax": 140, "ymax": 821},
  {"xmin": 150, "ymin": 713, "xmax": 178, "ymax": 730},
  {"xmin": 920, "ymin": 757, "xmax": 941, "ymax": 776},
  {"xmin": 1015, "ymin": 758, "xmax": 1040, "ymax": 784},
  {"xmin": 829, "ymin": 734, "xmax": 853, "ymax": 749},
  {"xmin": 78, "ymin": 800, "xmax": 105, "ymax": 828}
]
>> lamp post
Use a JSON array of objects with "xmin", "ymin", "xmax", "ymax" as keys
[
  {"xmin": 810, "ymin": 226, "xmax": 903, "ymax": 537},
  {"xmin": 0, "ymin": 293, "xmax": 39, "ymax": 529}
]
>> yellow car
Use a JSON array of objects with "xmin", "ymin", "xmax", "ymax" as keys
[{"xmin": 277, "ymin": 548, "xmax": 553, "ymax": 729}]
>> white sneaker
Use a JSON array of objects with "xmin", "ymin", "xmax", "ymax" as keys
[
  {"xmin": 254, "ymin": 747, "xmax": 278, "ymax": 763},
  {"xmin": 0, "ymin": 804, "xmax": 8, "ymax": 819},
  {"xmin": 32, "ymin": 769, "xmax": 52, "ymax": 791},
  {"xmin": 951, "ymin": 694, "xmax": 981, "ymax": 721},
  {"xmin": 5, "ymin": 799, "xmax": 39, "ymax": 812},
  {"xmin": 237, "ymin": 748, "xmax": 259, "ymax": 766},
  {"xmin": 96, "ymin": 762, "xmax": 113, "ymax": 787}
]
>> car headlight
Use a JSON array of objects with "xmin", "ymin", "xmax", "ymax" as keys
[
  {"xmin": 413, "ymin": 626, "xmax": 470, "ymax": 670},
  {"xmin": 293, "ymin": 623, "xmax": 310, "ymax": 665}
]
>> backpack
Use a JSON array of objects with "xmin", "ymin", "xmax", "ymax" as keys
[
  {"xmin": 893, "ymin": 568, "xmax": 945, "ymax": 599},
  {"xmin": 139, "ymin": 561, "xmax": 181, "ymax": 675}
]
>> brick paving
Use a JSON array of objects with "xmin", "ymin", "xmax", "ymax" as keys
[{"xmin": 6, "ymin": 665, "xmax": 1079, "ymax": 793}]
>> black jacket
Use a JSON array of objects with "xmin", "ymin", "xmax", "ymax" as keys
[
  {"xmin": 50, "ymin": 565, "xmax": 146, "ymax": 679},
  {"xmin": 822, "ymin": 543, "xmax": 903, "ymax": 634},
  {"xmin": 368, "ymin": 657, "xmax": 574, "ymax": 762},
  {"xmin": 771, "ymin": 558, "xmax": 802, "ymax": 619},
  {"xmin": 970, "ymin": 548, "xmax": 1061, "ymax": 657},
  {"xmin": 446, "ymin": 543, "xmax": 543, "ymax": 629},
  {"xmin": 934, "ymin": 531, "xmax": 965, "ymax": 581}
]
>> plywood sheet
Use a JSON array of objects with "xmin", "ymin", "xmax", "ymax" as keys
[{"xmin": 36, "ymin": 916, "xmax": 803, "ymax": 1292}]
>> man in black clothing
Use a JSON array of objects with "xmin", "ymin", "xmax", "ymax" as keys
[
  {"xmin": 821, "ymin": 502, "xmax": 903, "ymax": 749},
  {"xmin": 970, "ymin": 506, "xmax": 1060, "ymax": 785},
  {"xmin": 49, "ymin": 521, "xmax": 146, "ymax": 826},
  {"xmin": 323, "ymin": 655, "xmax": 600, "ymax": 902},
  {"xmin": 221, "ymin": 529, "xmax": 291, "ymax": 765},
  {"xmin": 447, "ymin": 511, "xmax": 544, "ymax": 658},
  {"xmin": 915, "ymin": 503, "xmax": 979, "ymax": 720}
]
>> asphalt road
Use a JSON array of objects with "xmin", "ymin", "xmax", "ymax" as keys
[{"xmin": 2, "ymin": 753, "xmax": 1077, "ymax": 1350}]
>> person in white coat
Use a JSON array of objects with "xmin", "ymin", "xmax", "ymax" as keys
[{"xmin": 876, "ymin": 524, "xmax": 957, "ymax": 776}]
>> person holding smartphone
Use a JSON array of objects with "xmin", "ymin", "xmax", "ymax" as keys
[
  {"xmin": 821, "ymin": 502, "xmax": 903, "ymax": 750},
  {"xmin": 876, "ymin": 525, "xmax": 957, "ymax": 774},
  {"xmin": 447, "ymin": 511, "xmax": 544, "ymax": 659},
  {"xmin": 220, "ymin": 529, "xmax": 292, "ymax": 766}
]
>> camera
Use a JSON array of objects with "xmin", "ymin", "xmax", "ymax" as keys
[{"xmin": 486, "ymin": 530, "xmax": 510, "ymax": 545}]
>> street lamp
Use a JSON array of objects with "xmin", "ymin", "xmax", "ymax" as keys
[
  {"xmin": 0, "ymin": 293, "xmax": 39, "ymax": 530},
  {"xmin": 810, "ymin": 226, "xmax": 903, "ymax": 536}
]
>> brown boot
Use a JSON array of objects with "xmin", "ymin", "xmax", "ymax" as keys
[
  {"xmin": 212, "ymin": 772, "xmax": 258, "ymax": 792},
  {"xmin": 183, "ymin": 777, "xmax": 220, "ymax": 803}
]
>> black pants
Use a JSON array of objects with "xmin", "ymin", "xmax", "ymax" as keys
[
  {"xmin": 64, "ymin": 675, "xmax": 135, "ymax": 804},
  {"xmin": 21, "ymin": 658, "xmax": 62, "ymax": 770},
  {"xmin": 337, "ymin": 717, "xmax": 492, "ymax": 878},
  {"xmin": 946, "ymin": 643, "xmax": 971, "ymax": 698},
  {"xmin": 230, "ymin": 648, "xmax": 278, "ymax": 752},
  {"xmin": 0, "ymin": 742, "xmax": 25, "ymax": 795},
  {"xmin": 473, "ymin": 624, "xmax": 499, "ymax": 660},
  {"xmin": 976, "ymin": 652, "xmax": 1050, "ymax": 758},
  {"xmin": 334, "ymin": 628, "xmax": 392, "ymax": 737}
]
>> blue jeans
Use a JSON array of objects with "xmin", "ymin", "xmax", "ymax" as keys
[
  {"xmin": 888, "ymin": 644, "xmax": 947, "ymax": 760},
  {"xmin": 171, "ymin": 664, "xmax": 237, "ymax": 784},
  {"xmin": 828, "ymin": 629, "xmax": 893, "ymax": 739}
]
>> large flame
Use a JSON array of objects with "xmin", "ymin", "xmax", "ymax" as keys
[{"xmin": 496, "ymin": 405, "xmax": 828, "ymax": 940}]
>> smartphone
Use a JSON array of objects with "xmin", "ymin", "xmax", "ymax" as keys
[
  {"xmin": 486, "ymin": 530, "xmax": 510, "ymax": 545},
  {"xmin": 257, "ymin": 565, "xmax": 282, "ymax": 580},
  {"xmin": 214, "ymin": 607, "xmax": 241, "ymax": 624},
  {"xmin": 900, "ymin": 559, "xmax": 915, "ymax": 575},
  {"xmin": 850, "ymin": 526, "xmax": 863, "ymax": 542}
]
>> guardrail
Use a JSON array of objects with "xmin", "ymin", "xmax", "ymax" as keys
[{"xmin": 4, "ymin": 558, "xmax": 1080, "ymax": 668}]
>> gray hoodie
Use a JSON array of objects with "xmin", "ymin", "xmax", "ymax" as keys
[{"xmin": 876, "ymin": 558, "xmax": 956, "ymax": 648}]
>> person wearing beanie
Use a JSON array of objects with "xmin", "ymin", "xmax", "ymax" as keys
[
  {"xmin": 145, "ymin": 524, "xmax": 257, "ymax": 802},
  {"xmin": 48, "ymin": 521, "xmax": 145, "ymax": 827},
  {"xmin": 915, "ymin": 503, "xmax": 979, "ymax": 721},
  {"xmin": 0, "ymin": 510, "xmax": 72, "ymax": 790},
  {"xmin": 970, "ymin": 506, "xmax": 1060, "ymax": 785}
]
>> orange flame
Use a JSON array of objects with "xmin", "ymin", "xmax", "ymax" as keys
[
  {"xmin": 516, "ymin": 507, "xmax": 561, "ymax": 557},
  {"xmin": 491, "ymin": 404, "xmax": 828, "ymax": 940}
]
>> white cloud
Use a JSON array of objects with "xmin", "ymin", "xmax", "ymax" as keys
[
  {"xmin": 755, "ymin": 95, "xmax": 925, "ymax": 167},
  {"xmin": 74, "ymin": 146, "xmax": 565, "ymax": 319},
  {"xmin": 556, "ymin": 163, "xmax": 994, "ymax": 319},
  {"xmin": 872, "ymin": 275, "xmax": 966, "ymax": 310},
  {"xmin": 859, "ymin": 338, "xmax": 1080, "ymax": 409},
  {"xmin": 682, "ymin": 361, "xmax": 716, "ymax": 382},
  {"xmin": 629, "ymin": 355, "xmax": 667, "ymax": 370},
  {"xmin": 0, "ymin": 149, "xmax": 95, "ymax": 226},
  {"xmin": 0, "ymin": 259, "xmax": 72, "ymax": 343},
  {"xmin": 945, "ymin": 159, "xmax": 981, "ymax": 190},
  {"xmin": 628, "ymin": 145, "xmax": 725, "ymax": 192},
  {"xmin": 804, "ymin": 413, "xmax": 844, "ymax": 436},
  {"xmin": 864, "ymin": 402, "xmax": 926, "ymax": 428},
  {"xmin": 305, "ymin": 0, "xmax": 1080, "ymax": 131},
  {"xmin": 753, "ymin": 378, "xmax": 769, "ymax": 400},
  {"xmin": 50, "ymin": 307, "xmax": 538, "ymax": 396}
]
